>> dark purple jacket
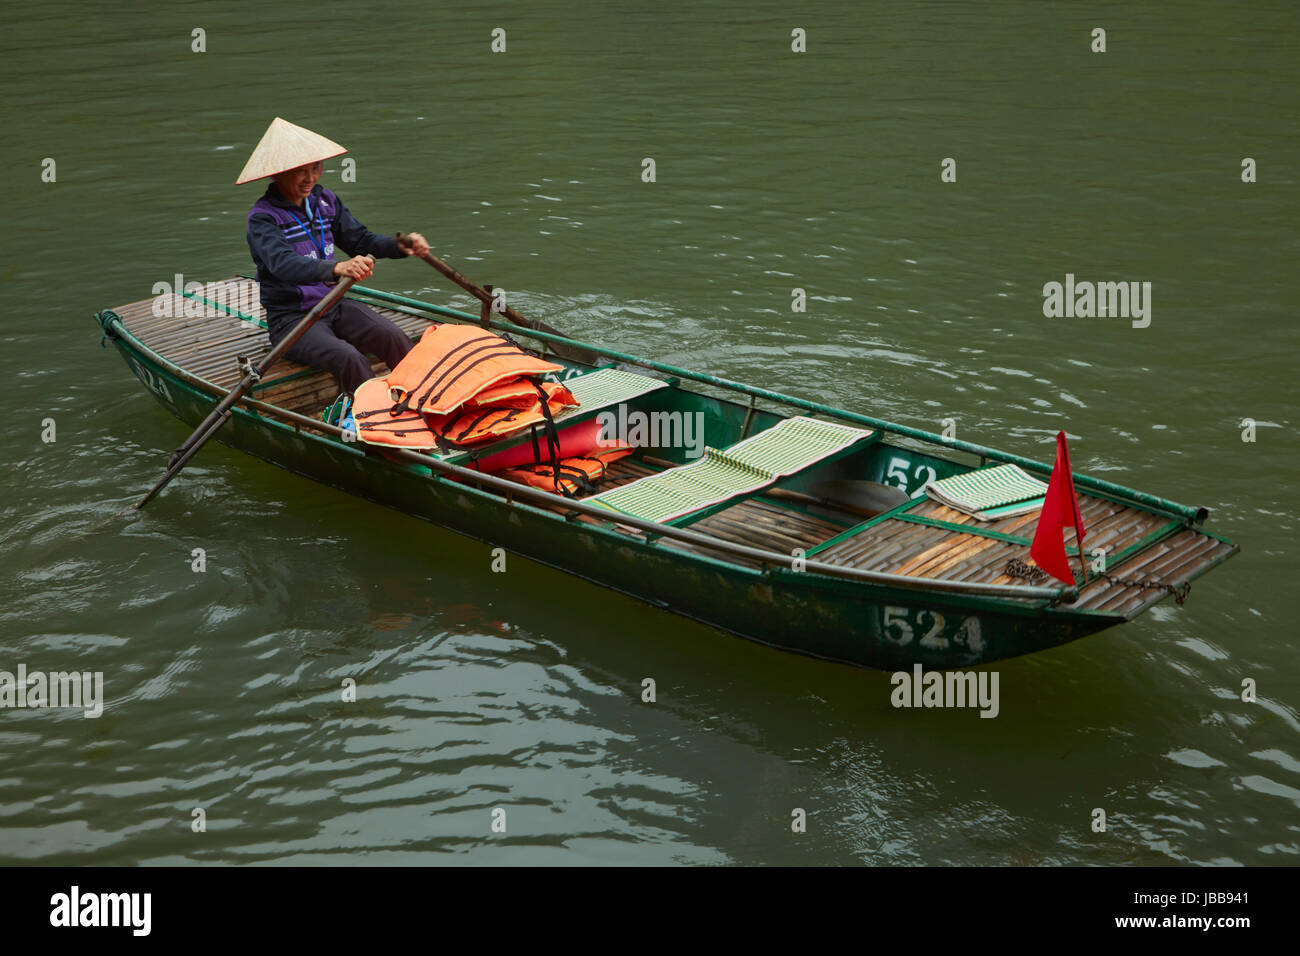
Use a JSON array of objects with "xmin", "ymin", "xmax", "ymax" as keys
[{"xmin": 246, "ymin": 182, "xmax": 405, "ymax": 316}]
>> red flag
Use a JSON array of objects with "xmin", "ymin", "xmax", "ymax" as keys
[{"xmin": 1030, "ymin": 431, "xmax": 1086, "ymax": 585}]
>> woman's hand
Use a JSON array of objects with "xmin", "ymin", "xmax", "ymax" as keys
[
  {"xmin": 333, "ymin": 255, "xmax": 375, "ymax": 280},
  {"xmin": 398, "ymin": 232, "xmax": 430, "ymax": 257}
]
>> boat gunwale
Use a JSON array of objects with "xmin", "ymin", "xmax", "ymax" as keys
[
  {"xmin": 210, "ymin": 276, "xmax": 1208, "ymax": 530},
  {"xmin": 97, "ymin": 307, "xmax": 1086, "ymax": 607},
  {"xmin": 180, "ymin": 275, "xmax": 1208, "ymax": 529},
  {"xmin": 338, "ymin": 282, "xmax": 1212, "ymax": 528}
]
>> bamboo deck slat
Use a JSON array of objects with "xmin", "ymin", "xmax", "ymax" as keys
[
  {"xmin": 118, "ymin": 276, "xmax": 429, "ymax": 413},
  {"xmin": 660, "ymin": 498, "xmax": 844, "ymax": 567},
  {"xmin": 592, "ymin": 460, "xmax": 658, "ymax": 492},
  {"xmin": 813, "ymin": 491, "xmax": 1220, "ymax": 597},
  {"xmin": 1072, "ymin": 530, "xmax": 1234, "ymax": 614}
]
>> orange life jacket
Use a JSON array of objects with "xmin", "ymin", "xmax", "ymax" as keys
[
  {"xmin": 386, "ymin": 324, "xmax": 562, "ymax": 415},
  {"xmin": 499, "ymin": 444, "xmax": 635, "ymax": 497},
  {"xmin": 459, "ymin": 376, "xmax": 543, "ymax": 410},
  {"xmin": 427, "ymin": 381, "xmax": 578, "ymax": 446},
  {"xmin": 352, "ymin": 377, "xmax": 441, "ymax": 448},
  {"xmin": 353, "ymin": 378, "xmax": 578, "ymax": 451}
]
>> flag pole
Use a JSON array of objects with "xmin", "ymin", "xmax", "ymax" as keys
[
  {"xmin": 1074, "ymin": 530, "xmax": 1089, "ymax": 586},
  {"xmin": 1030, "ymin": 430, "xmax": 1090, "ymax": 589},
  {"xmin": 1064, "ymin": 434, "xmax": 1088, "ymax": 586}
]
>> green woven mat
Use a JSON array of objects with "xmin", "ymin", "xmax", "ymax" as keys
[
  {"xmin": 924, "ymin": 463, "xmax": 1048, "ymax": 517},
  {"xmin": 554, "ymin": 367, "xmax": 669, "ymax": 422},
  {"xmin": 590, "ymin": 416, "xmax": 874, "ymax": 523}
]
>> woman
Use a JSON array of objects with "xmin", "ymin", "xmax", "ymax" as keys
[{"xmin": 237, "ymin": 117, "xmax": 430, "ymax": 395}]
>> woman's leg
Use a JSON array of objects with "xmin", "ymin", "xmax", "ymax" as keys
[
  {"xmin": 331, "ymin": 300, "xmax": 415, "ymax": 375},
  {"xmin": 269, "ymin": 309, "xmax": 374, "ymax": 395}
]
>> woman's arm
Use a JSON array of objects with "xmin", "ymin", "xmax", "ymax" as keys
[{"xmin": 332, "ymin": 196, "xmax": 405, "ymax": 259}]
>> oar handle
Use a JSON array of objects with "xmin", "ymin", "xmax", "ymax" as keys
[
  {"xmin": 135, "ymin": 266, "xmax": 368, "ymax": 510},
  {"xmin": 395, "ymin": 234, "xmax": 599, "ymax": 365},
  {"xmin": 396, "ymin": 234, "xmax": 510, "ymax": 316}
]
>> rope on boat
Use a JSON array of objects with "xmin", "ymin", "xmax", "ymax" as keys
[
  {"xmin": 1002, "ymin": 559, "xmax": 1191, "ymax": 606},
  {"xmin": 96, "ymin": 311, "xmax": 120, "ymax": 348},
  {"xmin": 237, "ymin": 355, "xmax": 261, "ymax": 383}
]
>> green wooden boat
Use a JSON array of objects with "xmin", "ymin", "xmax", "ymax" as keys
[{"xmin": 94, "ymin": 277, "xmax": 1238, "ymax": 670}]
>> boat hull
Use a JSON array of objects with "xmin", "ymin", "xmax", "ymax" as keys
[{"xmin": 104, "ymin": 325, "xmax": 1114, "ymax": 671}]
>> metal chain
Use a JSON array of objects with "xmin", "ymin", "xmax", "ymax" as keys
[
  {"xmin": 1003, "ymin": 558, "xmax": 1048, "ymax": 582},
  {"xmin": 1002, "ymin": 559, "xmax": 1191, "ymax": 606},
  {"xmin": 1094, "ymin": 570, "xmax": 1191, "ymax": 606}
]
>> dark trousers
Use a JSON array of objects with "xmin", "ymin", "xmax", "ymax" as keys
[{"xmin": 268, "ymin": 300, "xmax": 414, "ymax": 395}]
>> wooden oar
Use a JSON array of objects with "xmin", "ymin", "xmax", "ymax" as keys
[
  {"xmin": 395, "ymin": 235, "xmax": 600, "ymax": 366},
  {"xmin": 132, "ymin": 265, "xmax": 369, "ymax": 511}
]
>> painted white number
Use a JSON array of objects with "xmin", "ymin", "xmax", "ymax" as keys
[
  {"xmin": 910, "ymin": 465, "xmax": 937, "ymax": 498},
  {"xmin": 884, "ymin": 459, "xmax": 939, "ymax": 496},
  {"xmin": 957, "ymin": 616, "xmax": 984, "ymax": 653},
  {"xmin": 881, "ymin": 608, "xmax": 983, "ymax": 654},
  {"xmin": 882, "ymin": 605, "xmax": 913, "ymax": 645},
  {"xmin": 129, "ymin": 357, "xmax": 174, "ymax": 403},
  {"xmin": 917, "ymin": 610, "xmax": 948, "ymax": 649},
  {"xmin": 545, "ymin": 367, "xmax": 586, "ymax": 383}
]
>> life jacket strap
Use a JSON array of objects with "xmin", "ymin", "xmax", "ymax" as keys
[{"xmin": 530, "ymin": 381, "xmax": 567, "ymax": 497}]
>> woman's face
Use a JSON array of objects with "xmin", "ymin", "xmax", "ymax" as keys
[{"xmin": 273, "ymin": 161, "xmax": 323, "ymax": 204}]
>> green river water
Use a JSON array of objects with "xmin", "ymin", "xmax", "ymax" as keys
[{"xmin": 0, "ymin": 1, "xmax": 1296, "ymax": 865}]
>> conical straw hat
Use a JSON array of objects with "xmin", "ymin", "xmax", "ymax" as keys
[{"xmin": 235, "ymin": 117, "xmax": 348, "ymax": 185}]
